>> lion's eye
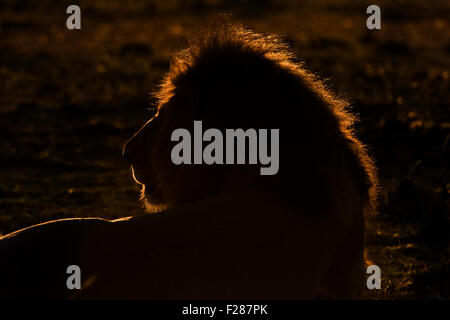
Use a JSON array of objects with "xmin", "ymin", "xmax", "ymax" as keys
[
  {"xmin": 147, "ymin": 106, "xmax": 159, "ymax": 118},
  {"xmin": 150, "ymin": 113, "xmax": 164, "ymax": 128}
]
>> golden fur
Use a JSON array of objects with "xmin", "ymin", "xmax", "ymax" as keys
[
  {"xmin": 0, "ymin": 22, "xmax": 378, "ymax": 299},
  {"xmin": 126, "ymin": 22, "xmax": 377, "ymax": 217}
]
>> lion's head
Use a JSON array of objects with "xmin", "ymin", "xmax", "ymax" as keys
[{"xmin": 123, "ymin": 22, "xmax": 378, "ymax": 217}]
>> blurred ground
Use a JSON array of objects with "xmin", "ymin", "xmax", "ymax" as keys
[{"xmin": 0, "ymin": 0, "xmax": 448, "ymax": 299}]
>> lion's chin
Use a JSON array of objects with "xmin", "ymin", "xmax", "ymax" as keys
[{"xmin": 139, "ymin": 185, "xmax": 167, "ymax": 213}]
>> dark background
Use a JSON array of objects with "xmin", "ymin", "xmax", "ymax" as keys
[{"xmin": 0, "ymin": 0, "xmax": 448, "ymax": 299}]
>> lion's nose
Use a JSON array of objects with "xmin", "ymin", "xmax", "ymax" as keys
[
  {"xmin": 122, "ymin": 139, "xmax": 133, "ymax": 164},
  {"xmin": 122, "ymin": 117, "xmax": 154, "ymax": 165},
  {"xmin": 123, "ymin": 151, "xmax": 133, "ymax": 164}
]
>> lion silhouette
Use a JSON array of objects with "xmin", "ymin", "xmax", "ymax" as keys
[{"xmin": 0, "ymin": 22, "xmax": 377, "ymax": 299}]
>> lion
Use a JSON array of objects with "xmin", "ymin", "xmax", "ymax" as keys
[{"xmin": 0, "ymin": 22, "xmax": 378, "ymax": 299}]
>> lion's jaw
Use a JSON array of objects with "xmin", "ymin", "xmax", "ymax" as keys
[{"xmin": 139, "ymin": 184, "xmax": 168, "ymax": 213}]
